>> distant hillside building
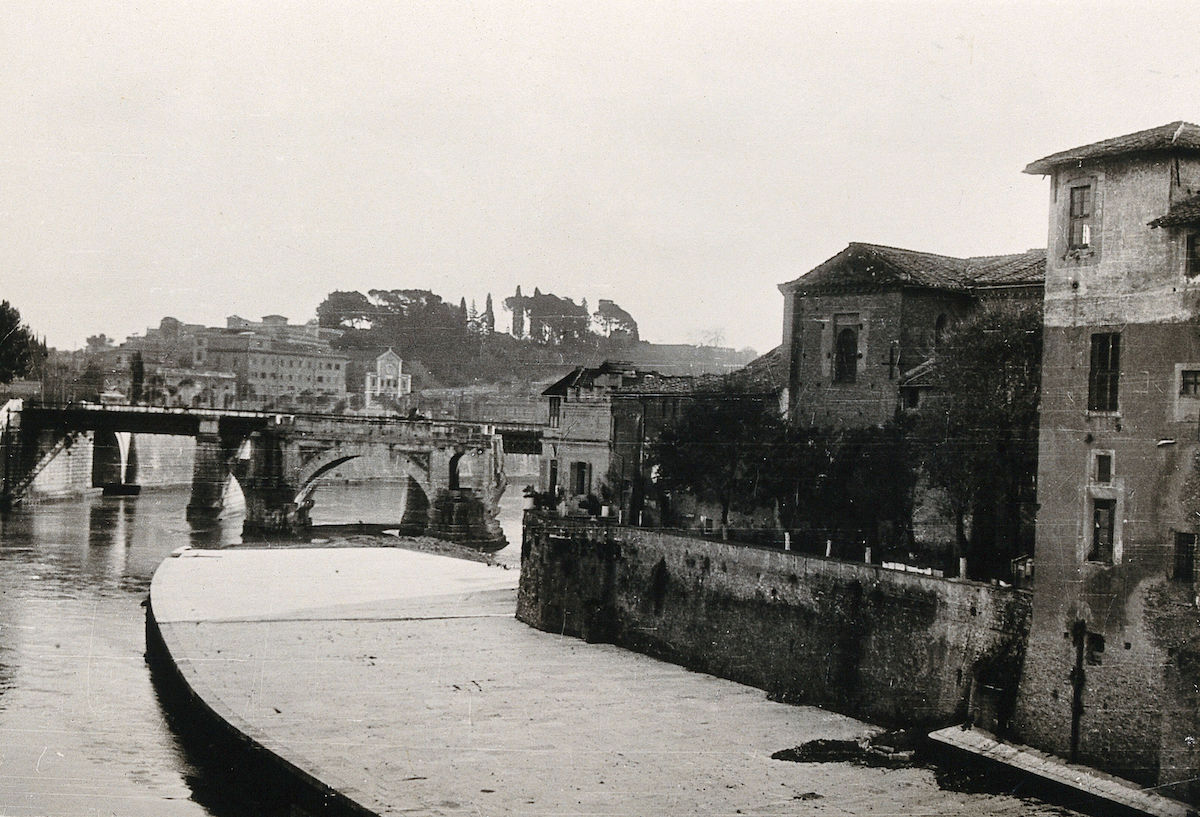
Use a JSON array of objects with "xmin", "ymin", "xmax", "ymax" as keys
[
  {"xmin": 361, "ymin": 348, "xmax": 412, "ymax": 411},
  {"xmin": 778, "ymin": 243, "xmax": 1045, "ymax": 427},
  {"xmin": 195, "ymin": 331, "xmax": 348, "ymax": 406},
  {"xmin": 1012, "ymin": 121, "xmax": 1200, "ymax": 799}
]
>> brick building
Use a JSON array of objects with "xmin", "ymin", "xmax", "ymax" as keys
[
  {"xmin": 1011, "ymin": 122, "xmax": 1200, "ymax": 799},
  {"xmin": 778, "ymin": 243, "xmax": 1044, "ymax": 427}
]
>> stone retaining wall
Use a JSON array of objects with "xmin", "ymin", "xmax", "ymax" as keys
[{"xmin": 518, "ymin": 517, "xmax": 1032, "ymax": 729}]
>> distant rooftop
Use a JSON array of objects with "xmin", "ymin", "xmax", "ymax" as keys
[
  {"xmin": 1024, "ymin": 121, "xmax": 1200, "ymax": 175},
  {"xmin": 1149, "ymin": 191, "xmax": 1200, "ymax": 229}
]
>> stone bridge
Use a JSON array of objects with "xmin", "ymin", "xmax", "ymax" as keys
[{"xmin": 0, "ymin": 401, "xmax": 508, "ymax": 549}]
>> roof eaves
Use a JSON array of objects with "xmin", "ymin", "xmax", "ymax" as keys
[{"xmin": 1024, "ymin": 121, "xmax": 1200, "ymax": 175}]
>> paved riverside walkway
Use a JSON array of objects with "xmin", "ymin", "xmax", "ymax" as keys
[{"xmin": 149, "ymin": 546, "xmax": 1082, "ymax": 816}]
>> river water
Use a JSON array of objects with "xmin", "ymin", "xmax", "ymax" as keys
[{"xmin": 0, "ymin": 482, "xmax": 1083, "ymax": 816}]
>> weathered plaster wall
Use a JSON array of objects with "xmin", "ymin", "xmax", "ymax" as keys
[
  {"xmin": 1017, "ymin": 150, "xmax": 1200, "ymax": 801},
  {"xmin": 540, "ymin": 398, "xmax": 612, "ymax": 496},
  {"xmin": 518, "ymin": 517, "xmax": 1031, "ymax": 730},
  {"xmin": 1043, "ymin": 156, "xmax": 1200, "ymax": 328},
  {"xmin": 1015, "ymin": 319, "xmax": 1200, "ymax": 796}
]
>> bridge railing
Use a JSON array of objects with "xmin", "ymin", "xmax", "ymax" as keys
[{"xmin": 19, "ymin": 400, "xmax": 503, "ymax": 439}]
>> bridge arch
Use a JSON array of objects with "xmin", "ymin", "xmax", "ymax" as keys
[
  {"xmin": 293, "ymin": 445, "xmax": 434, "ymax": 509},
  {"xmin": 123, "ymin": 435, "xmax": 139, "ymax": 484},
  {"xmin": 91, "ymin": 430, "xmax": 122, "ymax": 487}
]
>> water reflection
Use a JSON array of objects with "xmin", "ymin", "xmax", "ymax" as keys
[{"xmin": 0, "ymin": 488, "xmax": 247, "ymax": 816}]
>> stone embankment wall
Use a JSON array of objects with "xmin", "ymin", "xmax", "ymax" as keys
[
  {"xmin": 518, "ymin": 517, "xmax": 1032, "ymax": 729},
  {"xmin": 28, "ymin": 433, "xmax": 196, "ymax": 499},
  {"xmin": 27, "ymin": 431, "xmax": 96, "ymax": 498}
]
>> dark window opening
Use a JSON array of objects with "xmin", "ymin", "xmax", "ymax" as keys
[
  {"xmin": 1095, "ymin": 453, "xmax": 1112, "ymax": 484},
  {"xmin": 934, "ymin": 313, "xmax": 948, "ymax": 346},
  {"xmin": 1069, "ymin": 185, "xmax": 1093, "ymax": 249},
  {"xmin": 1085, "ymin": 632, "xmax": 1105, "ymax": 666},
  {"xmin": 548, "ymin": 396, "xmax": 561, "ymax": 428},
  {"xmin": 834, "ymin": 327, "xmax": 858, "ymax": 383},
  {"xmin": 1088, "ymin": 333, "xmax": 1120, "ymax": 412},
  {"xmin": 1183, "ymin": 370, "xmax": 1200, "ymax": 397},
  {"xmin": 1174, "ymin": 532, "xmax": 1196, "ymax": 582},
  {"xmin": 570, "ymin": 461, "xmax": 591, "ymax": 496},
  {"xmin": 547, "ymin": 459, "xmax": 558, "ymax": 495},
  {"xmin": 1187, "ymin": 234, "xmax": 1200, "ymax": 278},
  {"xmin": 903, "ymin": 388, "xmax": 920, "ymax": 409},
  {"xmin": 1089, "ymin": 498, "xmax": 1116, "ymax": 563}
]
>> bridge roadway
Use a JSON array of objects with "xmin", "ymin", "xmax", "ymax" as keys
[
  {"xmin": 2, "ymin": 401, "xmax": 527, "ymax": 547},
  {"xmin": 146, "ymin": 544, "xmax": 1087, "ymax": 817}
]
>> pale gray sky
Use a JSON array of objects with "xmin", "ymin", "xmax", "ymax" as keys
[{"xmin": 3, "ymin": 1, "xmax": 1199, "ymax": 354}]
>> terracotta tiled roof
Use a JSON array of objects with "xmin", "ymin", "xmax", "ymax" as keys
[
  {"xmin": 779, "ymin": 243, "xmax": 1045, "ymax": 295},
  {"xmin": 723, "ymin": 345, "xmax": 786, "ymax": 393},
  {"xmin": 1149, "ymin": 192, "xmax": 1200, "ymax": 228},
  {"xmin": 1024, "ymin": 121, "xmax": 1200, "ymax": 175},
  {"xmin": 612, "ymin": 373, "xmax": 725, "ymax": 395},
  {"xmin": 964, "ymin": 249, "xmax": 1047, "ymax": 288}
]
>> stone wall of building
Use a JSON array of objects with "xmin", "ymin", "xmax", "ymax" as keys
[
  {"xmin": 788, "ymin": 289, "xmax": 904, "ymax": 427},
  {"xmin": 518, "ymin": 517, "xmax": 1032, "ymax": 729}
]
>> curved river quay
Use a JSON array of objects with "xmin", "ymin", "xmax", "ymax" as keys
[{"xmin": 0, "ymin": 484, "xmax": 1088, "ymax": 816}]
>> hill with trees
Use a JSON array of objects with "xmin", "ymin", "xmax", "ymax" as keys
[{"xmin": 316, "ymin": 287, "xmax": 645, "ymax": 388}]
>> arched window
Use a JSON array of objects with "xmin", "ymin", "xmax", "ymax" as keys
[
  {"xmin": 834, "ymin": 327, "xmax": 858, "ymax": 383},
  {"xmin": 934, "ymin": 313, "xmax": 948, "ymax": 347}
]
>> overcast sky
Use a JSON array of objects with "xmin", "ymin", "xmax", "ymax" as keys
[{"xmin": 3, "ymin": 1, "xmax": 1199, "ymax": 355}]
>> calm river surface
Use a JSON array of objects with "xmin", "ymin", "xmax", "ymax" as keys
[{"xmin": 0, "ymin": 481, "xmax": 1082, "ymax": 816}]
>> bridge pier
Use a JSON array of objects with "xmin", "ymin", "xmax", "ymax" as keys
[
  {"xmin": 425, "ymin": 487, "xmax": 506, "ymax": 552},
  {"xmin": 186, "ymin": 423, "xmax": 234, "ymax": 525},
  {"xmin": 241, "ymin": 430, "xmax": 307, "ymax": 536}
]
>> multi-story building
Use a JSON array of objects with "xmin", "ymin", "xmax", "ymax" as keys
[
  {"xmin": 1012, "ymin": 122, "xmax": 1200, "ymax": 799},
  {"xmin": 540, "ymin": 358, "xmax": 781, "ymax": 521},
  {"xmin": 195, "ymin": 331, "xmax": 349, "ymax": 406},
  {"xmin": 540, "ymin": 362, "xmax": 634, "ymax": 502},
  {"xmin": 152, "ymin": 367, "xmax": 238, "ymax": 408},
  {"xmin": 778, "ymin": 243, "xmax": 1044, "ymax": 427}
]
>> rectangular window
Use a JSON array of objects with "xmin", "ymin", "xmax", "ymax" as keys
[
  {"xmin": 1069, "ymin": 185, "xmax": 1093, "ymax": 249},
  {"xmin": 1095, "ymin": 453, "xmax": 1112, "ymax": 484},
  {"xmin": 570, "ymin": 461, "xmax": 591, "ymax": 496},
  {"xmin": 1088, "ymin": 333, "xmax": 1120, "ymax": 412},
  {"xmin": 1089, "ymin": 498, "xmax": 1116, "ymax": 563},
  {"xmin": 1188, "ymin": 234, "xmax": 1200, "ymax": 278},
  {"xmin": 1183, "ymin": 370, "xmax": 1200, "ymax": 397},
  {"xmin": 1174, "ymin": 532, "xmax": 1196, "ymax": 582},
  {"xmin": 833, "ymin": 313, "xmax": 859, "ymax": 384},
  {"xmin": 548, "ymin": 396, "xmax": 561, "ymax": 428},
  {"xmin": 547, "ymin": 459, "xmax": 558, "ymax": 494}
]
